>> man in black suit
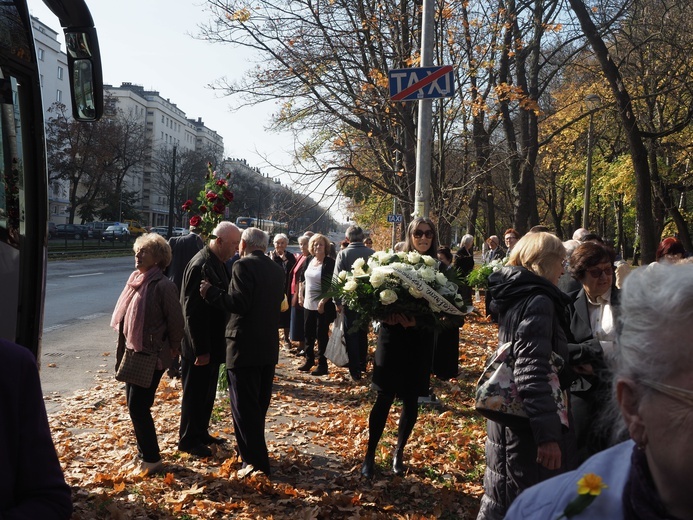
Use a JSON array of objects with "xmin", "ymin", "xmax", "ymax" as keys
[
  {"xmin": 166, "ymin": 226, "xmax": 204, "ymax": 291},
  {"xmin": 200, "ymin": 227, "xmax": 285, "ymax": 476},
  {"xmin": 178, "ymin": 221, "xmax": 241, "ymax": 457},
  {"xmin": 165, "ymin": 226, "xmax": 204, "ymax": 378}
]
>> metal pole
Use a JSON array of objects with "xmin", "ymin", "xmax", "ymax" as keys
[
  {"xmin": 582, "ymin": 113, "xmax": 594, "ymax": 229},
  {"xmin": 168, "ymin": 146, "xmax": 177, "ymax": 235},
  {"xmin": 414, "ymin": 0, "xmax": 435, "ymax": 218}
]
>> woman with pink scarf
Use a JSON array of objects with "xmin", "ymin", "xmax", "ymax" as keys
[{"xmin": 111, "ymin": 233, "xmax": 184, "ymax": 474}]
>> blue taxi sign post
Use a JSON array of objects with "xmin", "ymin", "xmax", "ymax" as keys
[{"xmin": 388, "ymin": 66, "xmax": 454, "ymax": 101}]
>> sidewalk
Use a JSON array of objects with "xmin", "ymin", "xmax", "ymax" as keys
[{"xmin": 44, "ymin": 312, "xmax": 491, "ymax": 518}]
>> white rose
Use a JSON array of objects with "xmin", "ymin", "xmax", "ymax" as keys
[
  {"xmin": 419, "ymin": 267, "xmax": 436, "ymax": 283},
  {"xmin": 379, "ymin": 289, "xmax": 398, "ymax": 305},
  {"xmin": 353, "ymin": 257, "xmax": 366, "ymax": 270},
  {"xmin": 353, "ymin": 265, "xmax": 366, "ymax": 277},
  {"xmin": 396, "ymin": 251, "xmax": 408, "ymax": 261},
  {"xmin": 338, "ymin": 270, "xmax": 348, "ymax": 281},
  {"xmin": 422, "ymin": 255, "xmax": 437, "ymax": 266},
  {"xmin": 344, "ymin": 280, "xmax": 359, "ymax": 292},
  {"xmin": 369, "ymin": 269, "xmax": 387, "ymax": 288},
  {"xmin": 408, "ymin": 286, "xmax": 423, "ymax": 298},
  {"xmin": 407, "ymin": 251, "xmax": 422, "ymax": 264}
]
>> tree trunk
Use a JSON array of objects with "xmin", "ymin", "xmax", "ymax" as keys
[{"xmin": 568, "ymin": 0, "xmax": 657, "ymax": 263}]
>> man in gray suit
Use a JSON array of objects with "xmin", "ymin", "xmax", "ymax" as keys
[
  {"xmin": 200, "ymin": 227, "xmax": 285, "ymax": 476},
  {"xmin": 334, "ymin": 225, "xmax": 375, "ymax": 381}
]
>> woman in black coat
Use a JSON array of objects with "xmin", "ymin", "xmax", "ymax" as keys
[
  {"xmin": 361, "ymin": 217, "xmax": 439, "ymax": 479},
  {"xmin": 477, "ymin": 232, "xmax": 577, "ymax": 520},
  {"xmin": 565, "ymin": 241, "xmax": 619, "ymax": 459},
  {"xmin": 269, "ymin": 233, "xmax": 297, "ymax": 349},
  {"xmin": 453, "ymin": 234, "xmax": 475, "ymax": 306}
]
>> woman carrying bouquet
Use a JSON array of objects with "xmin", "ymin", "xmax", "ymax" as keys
[
  {"xmin": 361, "ymin": 217, "xmax": 439, "ymax": 479},
  {"xmin": 297, "ymin": 233, "xmax": 336, "ymax": 376}
]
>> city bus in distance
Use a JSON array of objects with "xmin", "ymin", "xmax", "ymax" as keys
[
  {"xmin": 0, "ymin": 0, "xmax": 103, "ymax": 360},
  {"xmin": 235, "ymin": 217, "xmax": 288, "ymax": 238}
]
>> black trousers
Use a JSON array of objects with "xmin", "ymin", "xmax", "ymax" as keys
[
  {"xmin": 303, "ymin": 308, "xmax": 331, "ymax": 366},
  {"xmin": 227, "ymin": 364, "xmax": 275, "ymax": 476},
  {"xmin": 126, "ymin": 369, "xmax": 165, "ymax": 463},
  {"xmin": 343, "ymin": 307, "xmax": 369, "ymax": 377},
  {"xmin": 179, "ymin": 357, "xmax": 221, "ymax": 450}
]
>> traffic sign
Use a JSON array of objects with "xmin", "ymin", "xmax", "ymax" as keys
[
  {"xmin": 387, "ymin": 214, "xmax": 403, "ymax": 223},
  {"xmin": 389, "ymin": 66, "xmax": 454, "ymax": 101}
]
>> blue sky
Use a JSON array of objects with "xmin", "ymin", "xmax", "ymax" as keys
[{"xmin": 30, "ymin": 0, "xmax": 295, "ymax": 182}]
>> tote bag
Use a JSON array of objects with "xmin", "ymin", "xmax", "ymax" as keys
[
  {"xmin": 115, "ymin": 348, "xmax": 158, "ymax": 388},
  {"xmin": 475, "ymin": 341, "xmax": 569, "ymax": 428},
  {"xmin": 325, "ymin": 312, "xmax": 349, "ymax": 367}
]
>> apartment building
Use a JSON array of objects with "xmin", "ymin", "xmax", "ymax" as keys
[{"xmin": 32, "ymin": 17, "xmax": 224, "ymax": 227}]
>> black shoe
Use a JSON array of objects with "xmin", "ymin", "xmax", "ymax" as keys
[
  {"xmin": 203, "ymin": 434, "xmax": 226, "ymax": 446},
  {"xmin": 392, "ymin": 450, "xmax": 405, "ymax": 476},
  {"xmin": 180, "ymin": 444, "xmax": 213, "ymax": 457},
  {"xmin": 361, "ymin": 454, "xmax": 375, "ymax": 479},
  {"xmin": 298, "ymin": 360, "xmax": 313, "ymax": 372},
  {"xmin": 311, "ymin": 365, "xmax": 328, "ymax": 376},
  {"xmin": 350, "ymin": 372, "xmax": 362, "ymax": 382}
]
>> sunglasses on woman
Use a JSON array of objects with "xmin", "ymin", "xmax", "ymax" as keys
[
  {"xmin": 586, "ymin": 266, "xmax": 614, "ymax": 278},
  {"xmin": 413, "ymin": 229, "xmax": 434, "ymax": 239}
]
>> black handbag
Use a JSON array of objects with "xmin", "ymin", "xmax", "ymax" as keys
[{"xmin": 115, "ymin": 348, "xmax": 158, "ymax": 388}]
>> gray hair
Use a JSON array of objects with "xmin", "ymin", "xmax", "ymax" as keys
[
  {"xmin": 604, "ymin": 263, "xmax": 693, "ymax": 441},
  {"xmin": 298, "ymin": 235, "xmax": 310, "ymax": 246},
  {"xmin": 273, "ymin": 233, "xmax": 288, "ymax": 245},
  {"xmin": 346, "ymin": 225, "xmax": 365, "ymax": 242},
  {"xmin": 242, "ymin": 227, "xmax": 269, "ymax": 251},
  {"xmin": 212, "ymin": 220, "xmax": 238, "ymax": 238},
  {"xmin": 460, "ymin": 234, "xmax": 474, "ymax": 249},
  {"xmin": 616, "ymin": 263, "xmax": 693, "ymax": 385},
  {"xmin": 562, "ymin": 239, "xmax": 581, "ymax": 257}
]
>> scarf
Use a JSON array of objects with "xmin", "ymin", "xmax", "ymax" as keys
[
  {"xmin": 623, "ymin": 444, "xmax": 684, "ymax": 520},
  {"xmin": 110, "ymin": 267, "xmax": 160, "ymax": 352}
]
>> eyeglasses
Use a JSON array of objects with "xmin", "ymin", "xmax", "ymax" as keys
[
  {"xmin": 586, "ymin": 266, "xmax": 614, "ymax": 278},
  {"xmin": 641, "ymin": 379, "xmax": 693, "ymax": 407},
  {"xmin": 413, "ymin": 229, "xmax": 434, "ymax": 239}
]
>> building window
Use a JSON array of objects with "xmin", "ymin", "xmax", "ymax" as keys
[
  {"xmin": 37, "ymin": 48, "xmax": 44, "ymax": 60},
  {"xmin": 56, "ymin": 90, "xmax": 62, "ymax": 102},
  {"xmin": 57, "ymin": 66, "xmax": 63, "ymax": 80}
]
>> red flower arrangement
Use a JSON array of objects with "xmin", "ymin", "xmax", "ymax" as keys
[{"xmin": 181, "ymin": 162, "xmax": 234, "ymax": 240}]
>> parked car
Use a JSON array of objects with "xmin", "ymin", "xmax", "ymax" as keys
[
  {"xmin": 55, "ymin": 224, "xmax": 90, "ymax": 239},
  {"xmin": 149, "ymin": 226, "xmax": 170, "ymax": 237},
  {"xmin": 101, "ymin": 225, "xmax": 130, "ymax": 243},
  {"xmin": 48, "ymin": 222, "xmax": 57, "ymax": 239},
  {"xmin": 86, "ymin": 221, "xmax": 115, "ymax": 238},
  {"xmin": 173, "ymin": 227, "xmax": 190, "ymax": 236},
  {"xmin": 123, "ymin": 219, "xmax": 147, "ymax": 237}
]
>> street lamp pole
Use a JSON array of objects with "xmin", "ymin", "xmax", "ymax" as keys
[{"xmin": 582, "ymin": 94, "xmax": 601, "ymax": 230}]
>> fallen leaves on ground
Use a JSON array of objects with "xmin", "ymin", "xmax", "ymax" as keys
[{"xmin": 48, "ymin": 303, "xmax": 497, "ymax": 519}]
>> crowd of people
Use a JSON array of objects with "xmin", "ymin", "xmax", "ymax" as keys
[{"xmin": 5, "ymin": 217, "xmax": 693, "ymax": 520}]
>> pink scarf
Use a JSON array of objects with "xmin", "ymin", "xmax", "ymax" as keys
[{"xmin": 110, "ymin": 267, "xmax": 160, "ymax": 352}]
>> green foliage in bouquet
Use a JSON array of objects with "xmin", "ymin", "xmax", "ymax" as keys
[
  {"xmin": 466, "ymin": 258, "xmax": 507, "ymax": 289},
  {"xmin": 325, "ymin": 250, "xmax": 467, "ymax": 331},
  {"xmin": 181, "ymin": 162, "xmax": 234, "ymax": 240}
]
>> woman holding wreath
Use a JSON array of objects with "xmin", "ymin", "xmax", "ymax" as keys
[{"xmin": 360, "ymin": 217, "xmax": 440, "ymax": 479}]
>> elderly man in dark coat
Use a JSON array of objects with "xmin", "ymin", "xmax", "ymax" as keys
[
  {"xmin": 178, "ymin": 222, "xmax": 241, "ymax": 457},
  {"xmin": 201, "ymin": 227, "xmax": 285, "ymax": 476},
  {"xmin": 334, "ymin": 225, "xmax": 374, "ymax": 380}
]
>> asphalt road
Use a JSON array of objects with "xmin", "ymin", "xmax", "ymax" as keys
[{"xmin": 39, "ymin": 246, "xmax": 300, "ymax": 414}]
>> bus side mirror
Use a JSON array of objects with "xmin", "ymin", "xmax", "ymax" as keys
[{"xmin": 64, "ymin": 28, "xmax": 103, "ymax": 121}]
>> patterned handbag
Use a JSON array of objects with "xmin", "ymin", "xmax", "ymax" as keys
[
  {"xmin": 475, "ymin": 341, "xmax": 569, "ymax": 428},
  {"xmin": 115, "ymin": 348, "xmax": 158, "ymax": 388}
]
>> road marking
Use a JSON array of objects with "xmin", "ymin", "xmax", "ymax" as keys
[
  {"xmin": 78, "ymin": 313, "xmax": 108, "ymax": 320},
  {"xmin": 44, "ymin": 324, "xmax": 68, "ymax": 333},
  {"xmin": 68, "ymin": 272, "xmax": 104, "ymax": 278}
]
